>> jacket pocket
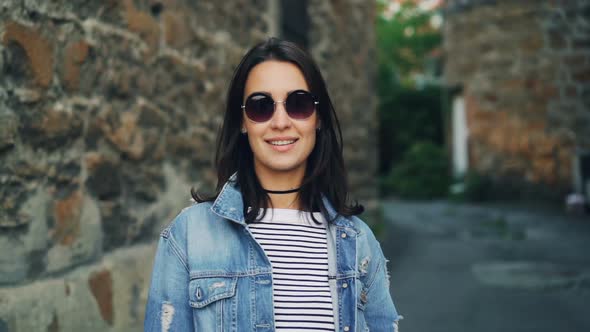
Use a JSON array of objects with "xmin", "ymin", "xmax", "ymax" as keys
[
  {"xmin": 188, "ymin": 276, "xmax": 238, "ymax": 332},
  {"xmin": 189, "ymin": 276, "xmax": 238, "ymax": 308}
]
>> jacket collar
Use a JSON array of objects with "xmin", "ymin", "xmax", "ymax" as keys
[{"xmin": 210, "ymin": 172, "xmax": 353, "ymax": 228}]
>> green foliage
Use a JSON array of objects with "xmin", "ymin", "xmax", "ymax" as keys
[
  {"xmin": 376, "ymin": 1, "xmax": 448, "ymax": 200},
  {"xmin": 381, "ymin": 141, "xmax": 451, "ymax": 199},
  {"xmin": 376, "ymin": 0, "xmax": 445, "ymax": 172},
  {"xmin": 376, "ymin": 0, "xmax": 442, "ymax": 87},
  {"xmin": 378, "ymin": 85, "xmax": 444, "ymax": 174}
]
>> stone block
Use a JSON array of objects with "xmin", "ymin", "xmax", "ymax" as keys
[
  {"xmin": 1, "ymin": 21, "xmax": 54, "ymax": 87},
  {"xmin": 45, "ymin": 192, "xmax": 102, "ymax": 274},
  {"xmin": 62, "ymin": 39, "xmax": 90, "ymax": 91},
  {"xmin": 19, "ymin": 107, "xmax": 84, "ymax": 150},
  {"xmin": 166, "ymin": 132, "xmax": 208, "ymax": 157},
  {"xmin": 51, "ymin": 190, "xmax": 83, "ymax": 246},
  {"xmin": 122, "ymin": 0, "xmax": 160, "ymax": 57},
  {"xmin": 95, "ymin": 107, "xmax": 147, "ymax": 160},
  {"xmin": 88, "ymin": 269, "xmax": 114, "ymax": 326},
  {"xmin": 0, "ymin": 188, "xmax": 49, "ymax": 284},
  {"xmin": 0, "ymin": 243, "xmax": 154, "ymax": 332},
  {"xmin": 85, "ymin": 154, "xmax": 121, "ymax": 201},
  {"xmin": 162, "ymin": 11, "xmax": 193, "ymax": 49}
]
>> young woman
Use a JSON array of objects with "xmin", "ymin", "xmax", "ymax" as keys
[{"xmin": 144, "ymin": 38, "xmax": 401, "ymax": 332}]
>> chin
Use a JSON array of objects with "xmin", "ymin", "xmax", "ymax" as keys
[
  {"xmin": 261, "ymin": 159, "xmax": 305, "ymax": 173},
  {"xmin": 268, "ymin": 163, "xmax": 303, "ymax": 172}
]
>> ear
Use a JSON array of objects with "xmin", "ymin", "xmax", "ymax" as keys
[{"xmin": 241, "ymin": 127, "xmax": 247, "ymax": 134}]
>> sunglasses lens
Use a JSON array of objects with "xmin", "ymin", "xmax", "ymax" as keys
[
  {"xmin": 245, "ymin": 94, "xmax": 274, "ymax": 122},
  {"xmin": 286, "ymin": 91, "xmax": 316, "ymax": 119}
]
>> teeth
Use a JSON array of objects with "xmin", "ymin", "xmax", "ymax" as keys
[{"xmin": 269, "ymin": 140, "xmax": 296, "ymax": 146}]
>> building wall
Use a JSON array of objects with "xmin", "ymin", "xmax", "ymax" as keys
[
  {"xmin": 0, "ymin": 1, "xmax": 377, "ymax": 330},
  {"xmin": 444, "ymin": 0, "xmax": 590, "ymax": 197},
  {"xmin": 308, "ymin": 0, "xmax": 379, "ymax": 208}
]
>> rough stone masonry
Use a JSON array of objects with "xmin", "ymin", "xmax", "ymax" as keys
[
  {"xmin": 444, "ymin": 0, "xmax": 590, "ymax": 198},
  {"xmin": 0, "ymin": 1, "xmax": 378, "ymax": 331}
]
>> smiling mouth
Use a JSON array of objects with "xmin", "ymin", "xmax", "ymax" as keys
[{"xmin": 267, "ymin": 139, "xmax": 298, "ymax": 146}]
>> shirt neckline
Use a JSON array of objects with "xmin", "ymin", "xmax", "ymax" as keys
[{"xmin": 255, "ymin": 208, "xmax": 326, "ymax": 225}]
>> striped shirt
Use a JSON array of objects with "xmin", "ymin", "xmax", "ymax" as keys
[{"xmin": 248, "ymin": 208, "xmax": 336, "ymax": 332}]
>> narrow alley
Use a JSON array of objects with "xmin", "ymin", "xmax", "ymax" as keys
[{"xmin": 382, "ymin": 200, "xmax": 590, "ymax": 332}]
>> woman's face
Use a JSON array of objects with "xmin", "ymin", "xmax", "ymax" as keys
[{"xmin": 242, "ymin": 60, "xmax": 319, "ymax": 182}]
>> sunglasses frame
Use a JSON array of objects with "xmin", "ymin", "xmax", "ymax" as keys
[{"xmin": 241, "ymin": 89, "xmax": 319, "ymax": 123}]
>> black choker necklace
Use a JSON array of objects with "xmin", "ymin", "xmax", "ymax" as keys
[{"xmin": 264, "ymin": 187, "xmax": 301, "ymax": 194}]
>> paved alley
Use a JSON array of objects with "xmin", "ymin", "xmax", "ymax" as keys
[{"xmin": 381, "ymin": 200, "xmax": 590, "ymax": 332}]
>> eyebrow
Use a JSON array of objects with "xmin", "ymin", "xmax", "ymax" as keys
[{"xmin": 246, "ymin": 89, "xmax": 309, "ymax": 98}]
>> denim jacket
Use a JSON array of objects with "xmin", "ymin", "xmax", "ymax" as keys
[{"xmin": 144, "ymin": 174, "xmax": 401, "ymax": 331}]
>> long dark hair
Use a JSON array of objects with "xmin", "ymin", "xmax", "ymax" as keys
[{"xmin": 192, "ymin": 37, "xmax": 363, "ymax": 223}]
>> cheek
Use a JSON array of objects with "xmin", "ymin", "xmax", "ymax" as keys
[
  {"xmin": 247, "ymin": 134, "xmax": 260, "ymax": 151},
  {"xmin": 303, "ymin": 128, "xmax": 318, "ymax": 150},
  {"xmin": 246, "ymin": 128, "xmax": 266, "ymax": 156}
]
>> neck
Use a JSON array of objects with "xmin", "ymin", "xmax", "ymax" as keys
[
  {"xmin": 268, "ymin": 191, "xmax": 301, "ymax": 210},
  {"xmin": 255, "ymin": 164, "xmax": 306, "ymax": 210}
]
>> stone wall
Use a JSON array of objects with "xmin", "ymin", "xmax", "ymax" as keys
[
  {"xmin": 309, "ymin": 0, "xmax": 379, "ymax": 210},
  {"xmin": 443, "ymin": 0, "xmax": 590, "ymax": 197},
  {"xmin": 0, "ymin": 1, "xmax": 377, "ymax": 330}
]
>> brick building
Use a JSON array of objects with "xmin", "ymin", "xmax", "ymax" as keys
[{"xmin": 443, "ymin": 0, "xmax": 590, "ymax": 201}]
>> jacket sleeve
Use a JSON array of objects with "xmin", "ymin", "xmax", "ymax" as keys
[
  {"xmin": 144, "ymin": 214, "xmax": 193, "ymax": 332},
  {"xmin": 363, "ymin": 232, "xmax": 403, "ymax": 331}
]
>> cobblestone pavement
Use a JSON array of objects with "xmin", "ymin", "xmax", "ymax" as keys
[{"xmin": 381, "ymin": 199, "xmax": 590, "ymax": 332}]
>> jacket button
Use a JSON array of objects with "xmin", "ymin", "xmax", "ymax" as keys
[
  {"xmin": 341, "ymin": 232, "xmax": 347, "ymax": 238},
  {"xmin": 342, "ymin": 282, "xmax": 348, "ymax": 288},
  {"xmin": 344, "ymin": 326, "xmax": 350, "ymax": 331}
]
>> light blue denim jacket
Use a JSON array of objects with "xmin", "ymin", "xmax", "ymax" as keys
[{"xmin": 144, "ymin": 174, "xmax": 401, "ymax": 331}]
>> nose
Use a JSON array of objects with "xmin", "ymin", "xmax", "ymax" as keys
[{"xmin": 270, "ymin": 101, "xmax": 291, "ymax": 130}]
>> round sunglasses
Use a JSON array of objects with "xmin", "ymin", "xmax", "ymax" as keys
[{"xmin": 241, "ymin": 90, "xmax": 319, "ymax": 123}]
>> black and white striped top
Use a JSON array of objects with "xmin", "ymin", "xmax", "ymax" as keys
[{"xmin": 248, "ymin": 209, "xmax": 336, "ymax": 332}]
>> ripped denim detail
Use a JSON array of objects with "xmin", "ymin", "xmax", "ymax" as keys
[
  {"xmin": 393, "ymin": 315, "xmax": 404, "ymax": 332},
  {"xmin": 161, "ymin": 302, "xmax": 175, "ymax": 332}
]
